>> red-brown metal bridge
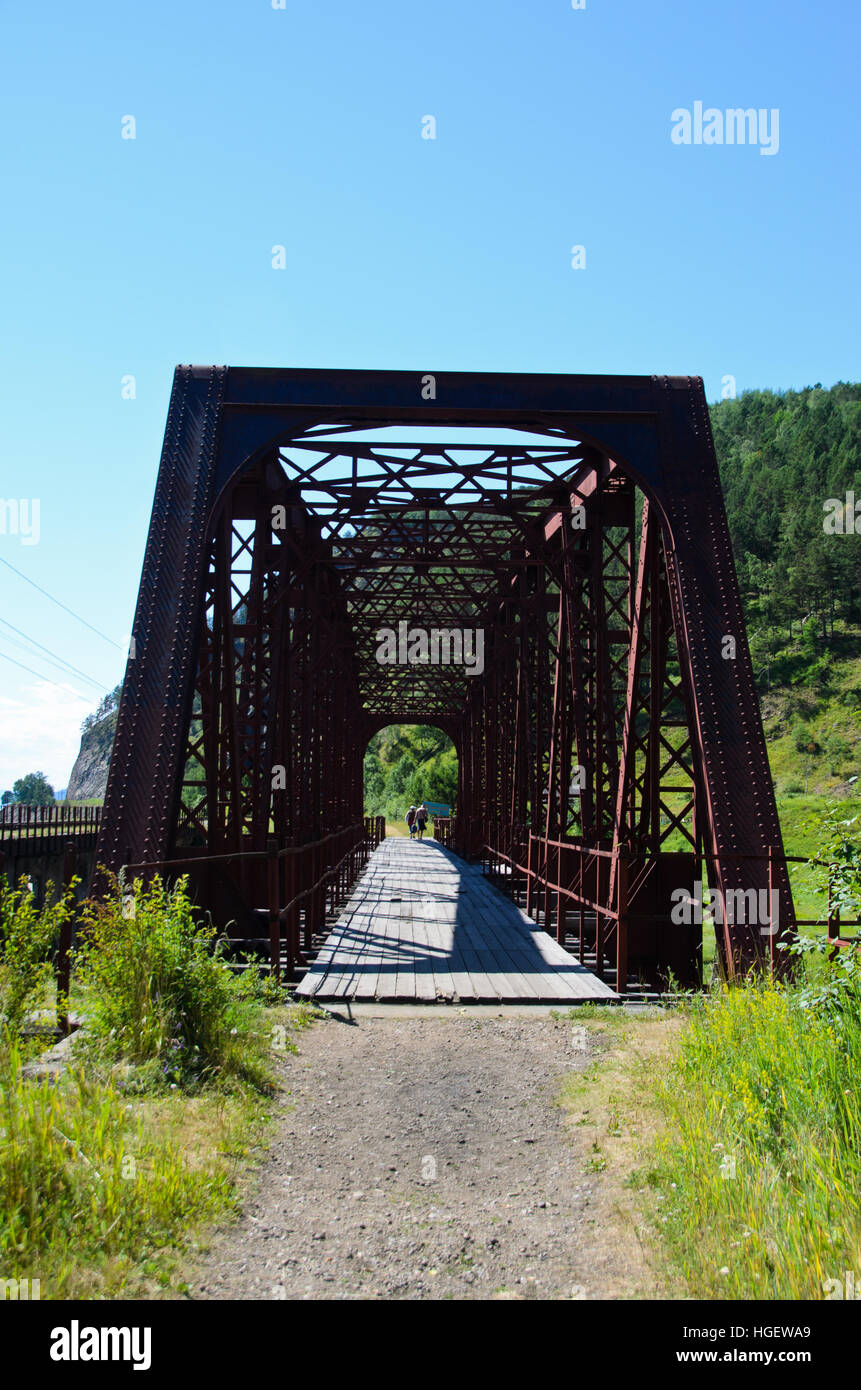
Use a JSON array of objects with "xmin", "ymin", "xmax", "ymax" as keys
[{"xmin": 91, "ymin": 367, "xmax": 797, "ymax": 999}]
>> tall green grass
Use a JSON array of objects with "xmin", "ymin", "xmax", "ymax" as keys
[
  {"xmin": 651, "ymin": 946, "xmax": 861, "ymax": 1298},
  {"xmin": 0, "ymin": 876, "xmax": 71, "ymax": 1035},
  {"xmin": 0, "ymin": 873, "xmax": 301, "ymax": 1296},
  {"xmin": 0, "ymin": 1036, "xmax": 235, "ymax": 1296}
]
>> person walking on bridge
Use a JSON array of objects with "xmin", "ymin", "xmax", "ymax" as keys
[
  {"xmin": 405, "ymin": 805, "xmax": 417, "ymax": 839},
  {"xmin": 416, "ymin": 803, "xmax": 429, "ymax": 840}
]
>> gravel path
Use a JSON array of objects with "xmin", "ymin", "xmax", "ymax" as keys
[{"xmin": 190, "ymin": 1011, "xmax": 656, "ymax": 1300}]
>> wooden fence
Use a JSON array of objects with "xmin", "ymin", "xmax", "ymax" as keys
[{"xmin": 0, "ymin": 802, "xmax": 101, "ymax": 845}]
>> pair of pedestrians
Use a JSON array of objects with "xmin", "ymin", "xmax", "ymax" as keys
[{"xmin": 405, "ymin": 803, "xmax": 429, "ymax": 840}]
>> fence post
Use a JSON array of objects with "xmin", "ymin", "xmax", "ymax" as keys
[
  {"xmin": 543, "ymin": 842, "xmax": 554, "ymax": 934},
  {"xmin": 555, "ymin": 844, "xmax": 566, "ymax": 944},
  {"xmin": 595, "ymin": 853, "xmax": 604, "ymax": 978},
  {"xmin": 302, "ymin": 845, "xmax": 313, "ymax": 954},
  {"xmin": 616, "ymin": 846, "xmax": 629, "ymax": 998},
  {"xmin": 314, "ymin": 840, "xmax": 325, "ymax": 937},
  {"xmin": 281, "ymin": 844, "xmax": 296, "ymax": 977},
  {"xmin": 827, "ymin": 872, "xmax": 840, "ymax": 961},
  {"xmin": 267, "ymin": 839, "xmax": 280, "ymax": 983},
  {"xmin": 57, "ymin": 839, "xmax": 76, "ymax": 1033},
  {"xmin": 767, "ymin": 844, "xmax": 775, "ymax": 974}
]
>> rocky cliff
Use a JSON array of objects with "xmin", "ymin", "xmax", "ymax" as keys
[{"xmin": 66, "ymin": 708, "xmax": 117, "ymax": 801}]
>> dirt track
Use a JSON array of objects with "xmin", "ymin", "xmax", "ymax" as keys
[{"xmin": 190, "ymin": 1011, "xmax": 660, "ymax": 1301}]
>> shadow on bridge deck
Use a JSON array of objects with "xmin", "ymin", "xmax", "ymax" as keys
[{"xmin": 296, "ymin": 838, "xmax": 617, "ymax": 1004}]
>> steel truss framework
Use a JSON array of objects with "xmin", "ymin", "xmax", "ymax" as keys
[{"xmin": 98, "ymin": 367, "xmax": 794, "ymax": 986}]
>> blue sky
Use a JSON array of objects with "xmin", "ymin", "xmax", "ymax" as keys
[{"xmin": 0, "ymin": 0, "xmax": 858, "ymax": 791}]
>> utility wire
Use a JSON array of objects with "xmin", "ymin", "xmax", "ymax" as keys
[
  {"xmin": 0, "ymin": 648, "xmax": 93, "ymax": 702},
  {"xmin": 0, "ymin": 555, "xmax": 123, "ymax": 649},
  {"xmin": 0, "ymin": 616, "xmax": 105, "ymax": 689},
  {"xmin": 0, "ymin": 629, "xmax": 100, "ymax": 688}
]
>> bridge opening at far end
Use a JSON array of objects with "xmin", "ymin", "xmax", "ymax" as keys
[{"xmin": 362, "ymin": 724, "xmax": 457, "ymax": 844}]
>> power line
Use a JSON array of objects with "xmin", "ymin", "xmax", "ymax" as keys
[
  {"xmin": 0, "ymin": 648, "xmax": 94, "ymax": 702},
  {"xmin": 0, "ymin": 629, "xmax": 100, "ymax": 688},
  {"xmin": 0, "ymin": 556, "xmax": 123, "ymax": 649},
  {"xmin": 0, "ymin": 616, "xmax": 105, "ymax": 689}
]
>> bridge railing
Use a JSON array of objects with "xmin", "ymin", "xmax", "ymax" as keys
[
  {"xmin": 365, "ymin": 815, "xmax": 386, "ymax": 847},
  {"xmin": 122, "ymin": 817, "xmax": 385, "ymax": 981},
  {"xmin": 481, "ymin": 830, "xmax": 629, "ymax": 986},
  {"xmin": 479, "ymin": 827, "xmax": 860, "ymax": 994},
  {"xmin": 0, "ymin": 802, "xmax": 101, "ymax": 846},
  {"xmin": 432, "ymin": 816, "xmax": 455, "ymax": 849}
]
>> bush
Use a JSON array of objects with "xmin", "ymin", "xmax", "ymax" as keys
[
  {"xmin": 823, "ymin": 733, "xmax": 851, "ymax": 776},
  {"xmin": 792, "ymin": 720, "xmax": 819, "ymax": 754},
  {"xmin": 0, "ymin": 876, "xmax": 70, "ymax": 1036},
  {"xmin": 75, "ymin": 874, "xmax": 271, "ymax": 1091}
]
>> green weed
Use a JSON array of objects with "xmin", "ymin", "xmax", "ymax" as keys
[
  {"xmin": 650, "ymin": 956, "xmax": 861, "ymax": 1299},
  {"xmin": 74, "ymin": 874, "xmax": 272, "ymax": 1093}
]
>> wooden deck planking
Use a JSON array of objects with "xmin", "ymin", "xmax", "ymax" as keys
[
  {"xmin": 296, "ymin": 838, "xmax": 617, "ymax": 1003},
  {"xmin": 425, "ymin": 897, "xmax": 458, "ymax": 1000},
  {"xmin": 464, "ymin": 908, "xmax": 589, "ymax": 1001}
]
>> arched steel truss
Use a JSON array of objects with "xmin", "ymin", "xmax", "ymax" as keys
[{"xmin": 98, "ymin": 367, "xmax": 794, "ymax": 989}]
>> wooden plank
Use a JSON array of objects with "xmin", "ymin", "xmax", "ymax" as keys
[
  {"xmin": 465, "ymin": 930, "xmax": 543, "ymax": 1000},
  {"xmin": 457, "ymin": 946, "xmax": 501, "ymax": 1000},
  {"xmin": 393, "ymin": 900, "xmax": 415, "ymax": 1001},
  {"xmin": 411, "ymin": 907, "xmax": 438, "ymax": 1002},
  {"xmin": 424, "ymin": 897, "xmax": 456, "ymax": 999},
  {"xmin": 425, "ymin": 889, "xmax": 474, "ymax": 1000},
  {"xmin": 349, "ymin": 905, "xmax": 386, "ymax": 999},
  {"xmin": 468, "ymin": 898, "xmax": 613, "ymax": 1001}
]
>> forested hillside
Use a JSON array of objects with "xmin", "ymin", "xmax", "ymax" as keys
[
  {"xmin": 713, "ymin": 383, "xmax": 861, "ymax": 794},
  {"xmin": 714, "ymin": 382, "xmax": 861, "ymax": 666}
]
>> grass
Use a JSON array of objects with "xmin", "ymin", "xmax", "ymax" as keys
[
  {"xmin": 693, "ymin": 794, "xmax": 855, "ymax": 974},
  {"xmin": 759, "ymin": 620, "xmax": 861, "ymax": 795},
  {"xmin": 643, "ymin": 959, "xmax": 861, "ymax": 1300},
  {"xmin": 775, "ymin": 793, "xmax": 861, "ymax": 927},
  {"xmin": 555, "ymin": 967, "xmax": 861, "ymax": 1301},
  {"xmin": 0, "ymin": 1035, "xmax": 237, "ymax": 1298},
  {"xmin": 556, "ymin": 1008, "xmax": 683, "ymax": 1298},
  {"xmin": 0, "ymin": 869, "xmax": 326, "ymax": 1298},
  {"xmin": 0, "ymin": 1001, "xmax": 316, "ymax": 1298}
]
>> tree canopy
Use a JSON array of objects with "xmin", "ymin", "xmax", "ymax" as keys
[
  {"xmin": 12, "ymin": 771, "xmax": 56, "ymax": 806},
  {"xmin": 364, "ymin": 724, "xmax": 457, "ymax": 820}
]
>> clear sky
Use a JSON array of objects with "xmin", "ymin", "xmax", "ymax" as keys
[{"xmin": 0, "ymin": 0, "xmax": 858, "ymax": 792}]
